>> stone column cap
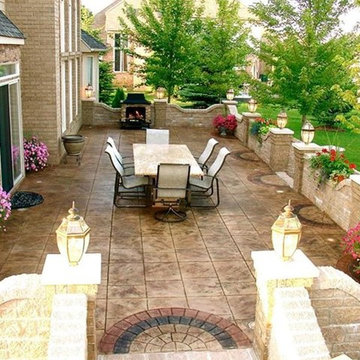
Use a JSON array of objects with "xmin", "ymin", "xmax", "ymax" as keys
[
  {"xmin": 350, "ymin": 174, "xmax": 360, "ymax": 185},
  {"xmin": 81, "ymin": 98, "xmax": 95, "ymax": 102},
  {"xmin": 292, "ymin": 142, "xmax": 321, "ymax": 151},
  {"xmin": 153, "ymin": 99, "xmax": 168, "ymax": 103},
  {"xmin": 242, "ymin": 112, "xmax": 261, "ymax": 118},
  {"xmin": 222, "ymin": 100, "xmax": 238, "ymax": 105},
  {"xmin": 251, "ymin": 249, "xmax": 319, "ymax": 280},
  {"xmin": 41, "ymin": 253, "xmax": 102, "ymax": 285},
  {"xmin": 270, "ymin": 128, "xmax": 294, "ymax": 135}
]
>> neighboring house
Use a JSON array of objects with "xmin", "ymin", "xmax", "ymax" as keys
[
  {"xmin": 6, "ymin": 0, "xmax": 82, "ymax": 165},
  {"xmin": 0, "ymin": 5, "xmax": 25, "ymax": 192},
  {"xmin": 94, "ymin": 0, "xmax": 258, "ymax": 90},
  {"xmin": 81, "ymin": 29, "xmax": 107, "ymax": 102}
]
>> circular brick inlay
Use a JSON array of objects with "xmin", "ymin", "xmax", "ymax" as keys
[
  {"xmin": 231, "ymin": 150, "xmax": 260, "ymax": 162},
  {"xmin": 292, "ymin": 204, "xmax": 336, "ymax": 227},
  {"xmin": 247, "ymin": 171, "xmax": 288, "ymax": 189},
  {"xmin": 100, "ymin": 308, "xmax": 250, "ymax": 354}
]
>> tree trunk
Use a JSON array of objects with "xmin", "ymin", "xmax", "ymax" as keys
[{"xmin": 302, "ymin": 114, "xmax": 307, "ymax": 124}]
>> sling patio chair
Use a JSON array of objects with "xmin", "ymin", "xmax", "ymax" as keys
[
  {"xmin": 146, "ymin": 129, "xmax": 170, "ymax": 144},
  {"xmin": 195, "ymin": 138, "xmax": 219, "ymax": 171},
  {"xmin": 105, "ymin": 145, "xmax": 151, "ymax": 208},
  {"xmin": 106, "ymin": 136, "xmax": 134, "ymax": 176},
  {"xmin": 189, "ymin": 147, "xmax": 231, "ymax": 208},
  {"xmin": 153, "ymin": 163, "xmax": 191, "ymax": 222}
]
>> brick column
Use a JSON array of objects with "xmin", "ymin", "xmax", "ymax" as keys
[
  {"xmin": 251, "ymin": 250, "xmax": 319, "ymax": 360},
  {"xmin": 292, "ymin": 143, "xmax": 321, "ymax": 192},
  {"xmin": 240, "ymin": 112, "xmax": 261, "ymax": 146},
  {"xmin": 268, "ymin": 128, "xmax": 294, "ymax": 172},
  {"xmin": 153, "ymin": 99, "xmax": 168, "ymax": 128},
  {"xmin": 81, "ymin": 98, "xmax": 95, "ymax": 125},
  {"xmin": 350, "ymin": 175, "xmax": 360, "ymax": 228}
]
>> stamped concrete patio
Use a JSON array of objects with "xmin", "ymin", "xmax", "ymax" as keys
[{"xmin": 0, "ymin": 125, "xmax": 346, "ymax": 356}]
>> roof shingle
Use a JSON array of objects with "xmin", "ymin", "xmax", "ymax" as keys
[
  {"xmin": 0, "ymin": 11, "xmax": 25, "ymax": 39},
  {"xmin": 81, "ymin": 30, "xmax": 107, "ymax": 52}
]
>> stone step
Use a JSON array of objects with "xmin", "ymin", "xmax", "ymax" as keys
[{"xmin": 98, "ymin": 348, "xmax": 257, "ymax": 360}]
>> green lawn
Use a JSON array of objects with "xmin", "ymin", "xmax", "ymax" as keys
[{"xmin": 238, "ymin": 103, "xmax": 360, "ymax": 166}]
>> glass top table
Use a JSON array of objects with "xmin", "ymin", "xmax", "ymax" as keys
[{"xmin": 133, "ymin": 144, "xmax": 204, "ymax": 177}]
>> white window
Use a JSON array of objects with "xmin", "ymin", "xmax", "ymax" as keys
[
  {"xmin": 68, "ymin": 60, "xmax": 73, "ymax": 123},
  {"xmin": 74, "ymin": 0, "xmax": 78, "ymax": 52},
  {"xmin": 86, "ymin": 56, "xmax": 94, "ymax": 85},
  {"xmin": 68, "ymin": 0, "xmax": 72, "ymax": 52},
  {"xmin": 61, "ymin": 61, "xmax": 66, "ymax": 132},
  {"xmin": 60, "ymin": 0, "xmax": 65, "ymax": 53},
  {"xmin": 75, "ymin": 58, "xmax": 79, "ymax": 116},
  {"xmin": 114, "ymin": 33, "xmax": 128, "ymax": 72}
]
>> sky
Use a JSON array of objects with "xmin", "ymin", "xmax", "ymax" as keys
[{"xmin": 81, "ymin": 0, "xmax": 359, "ymax": 33}]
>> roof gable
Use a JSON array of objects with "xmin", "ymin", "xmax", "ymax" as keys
[{"xmin": 81, "ymin": 29, "xmax": 107, "ymax": 52}]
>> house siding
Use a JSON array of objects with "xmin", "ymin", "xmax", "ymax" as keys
[{"xmin": 0, "ymin": 1, "xmax": 4, "ymax": 12}]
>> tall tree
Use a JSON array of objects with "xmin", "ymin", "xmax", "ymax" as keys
[
  {"xmin": 119, "ymin": 0, "xmax": 203, "ymax": 101},
  {"xmin": 81, "ymin": 5, "xmax": 102, "ymax": 41},
  {"xmin": 180, "ymin": 0, "xmax": 250, "ymax": 105},
  {"xmin": 251, "ymin": 0, "xmax": 358, "ymax": 124}
]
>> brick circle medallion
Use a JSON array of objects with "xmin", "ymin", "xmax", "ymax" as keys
[
  {"xmin": 292, "ymin": 204, "xmax": 336, "ymax": 227},
  {"xmin": 247, "ymin": 171, "xmax": 288, "ymax": 189},
  {"xmin": 231, "ymin": 150, "xmax": 260, "ymax": 162},
  {"xmin": 100, "ymin": 308, "xmax": 250, "ymax": 354}
]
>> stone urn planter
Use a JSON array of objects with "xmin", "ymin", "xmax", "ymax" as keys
[
  {"xmin": 336, "ymin": 254, "xmax": 360, "ymax": 284},
  {"xmin": 62, "ymin": 135, "xmax": 85, "ymax": 165}
]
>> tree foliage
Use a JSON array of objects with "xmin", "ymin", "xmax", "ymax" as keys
[
  {"xmin": 250, "ymin": 0, "xmax": 359, "ymax": 124},
  {"xmin": 81, "ymin": 5, "xmax": 102, "ymax": 41},
  {"xmin": 112, "ymin": 87, "xmax": 126, "ymax": 108},
  {"xmin": 119, "ymin": 0, "xmax": 204, "ymax": 101},
  {"xmin": 180, "ymin": 0, "xmax": 250, "ymax": 105},
  {"xmin": 99, "ymin": 61, "xmax": 115, "ymax": 105}
]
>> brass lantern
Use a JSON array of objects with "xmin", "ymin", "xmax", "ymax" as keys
[
  {"xmin": 226, "ymin": 88, "xmax": 235, "ymax": 101},
  {"xmin": 277, "ymin": 111, "xmax": 288, "ymax": 129},
  {"xmin": 56, "ymin": 202, "xmax": 90, "ymax": 266},
  {"xmin": 85, "ymin": 83, "xmax": 94, "ymax": 98},
  {"xmin": 156, "ymin": 87, "xmax": 166, "ymax": 99},
  {"xmin": 301, "ymin": 121, "xmax": 315, "ymax": 145},
  {"xmin": 248, "ymin": 98, "xmax": 258, "ymax": 113},
  {"xmin": 271, "ymin": 201, "xmax": 302, "ymax": 261}
]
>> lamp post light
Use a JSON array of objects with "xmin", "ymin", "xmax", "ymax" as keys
[
  {"xmin": 156, "ymin": 87, "xmax": 166, "ymax": 99},
  {"xmin": 85, "ymin": 83, "xmax": 94, "ymax": 98},
  {"xmin": 271, "ymin": 200, "xmax": 302, "ymax": 261},
  {"xmin": 248, "ymin": 98, "xmax": 258, "ymax": 113},
  {"xmin": 276, "ymin": 111, "xmax": 288, "ymax": 129},
  {"xmin": 301, "ymin": 120, "xmax": 315, "ymax": 145},
  {"xmin": 56, "ymin": 202, "xmax": 90, "ymax": 266},
  {"xmin": 226, "ymin": 88, "xmax": 235, "ymax": 101}
]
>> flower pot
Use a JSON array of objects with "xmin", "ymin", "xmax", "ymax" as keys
[
  {"xmin": 218, "ymin": 127, "xmax": 227, "ymax": 136},
  {"xmin": 62, "ymin": 135, "xmax": 85, "ymax": 156}
]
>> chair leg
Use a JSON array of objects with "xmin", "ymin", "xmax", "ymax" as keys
[
  {"xmin": 154, "ymin": 205, "xmax": 187, "ymax": 222},
  {"xmin": 189, "ymin": 178, "xmax": 220, "ymax": 208}
]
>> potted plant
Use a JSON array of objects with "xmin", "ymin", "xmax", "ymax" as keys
[
  {"xmin": 309, "ymin": 148, "xmax": 356, "ymax": 186},
  {"xmin": 62, "ymin": 134, "xmax": 85, "ymax": 156},
  {"xmin": 23, "ymin": 136, "xmax": 49, "ymax": 172},
  {"xmin": 213, "ymin": 114, "xmax": 237, "ymax": 136},
  {"xmin": 250, "ymin": 117, "xmax": 276, "ymax": 143},
  {"xmin": 0, "ymin": 186, "xmax": 11, "ymax": 232}
]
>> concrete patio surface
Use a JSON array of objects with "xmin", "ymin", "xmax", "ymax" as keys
[{"xmin": 0, "ymin": 125, "xmax": 346, "ymax": 355}]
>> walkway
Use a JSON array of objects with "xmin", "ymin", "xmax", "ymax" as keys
[{"xmin": 0, "ymin": 126, "xmax": 345, "ymax": 355}]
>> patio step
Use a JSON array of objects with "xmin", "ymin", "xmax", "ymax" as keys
[{"xmin": 98, "ymin": 348, "xmax": 257, "ymax": 360}]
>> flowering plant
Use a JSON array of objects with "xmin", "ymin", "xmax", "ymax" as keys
[
  {"xmin": 23, "ymin": 136, "xmax": 49, "ymax": 172},
  {"xmin": 310, "ymin": 148, "xmax": 356, "ymax": 185},
  {"xmin": 0, "ymin": 186, "xmax": 11, "ymax": 232},
  {"xmin": 213, "ymin": 114, "xmax": 237, "ymax": 132},
  {"xmin": 250, "ymin": 117, "xmax": 276, "ymax": 143},
  {"xmin": 342, "ymin": 222, "xmax": 360, "ymax": 274}
]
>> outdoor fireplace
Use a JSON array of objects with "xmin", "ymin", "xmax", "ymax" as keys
[{"xmin": 120, "ymin": 93, "xmax": 152, "ymax": 129}]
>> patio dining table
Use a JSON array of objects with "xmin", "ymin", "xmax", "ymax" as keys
[{"xmin": 133, "ymin": 143, "xmax": 203, "ymax": 178}]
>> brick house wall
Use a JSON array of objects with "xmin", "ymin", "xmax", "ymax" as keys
[
  {"xmin": 6, "ymin": 0, "xmax": 82, "ymax": 164},
  {"xmin": 0, "ymin": 1, "xmax": 4, "ymax": 11}
]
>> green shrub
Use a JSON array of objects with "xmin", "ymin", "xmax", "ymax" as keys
[{"xmin": 112, "ymin": 87, "xmax": 126, "ymax": 108}]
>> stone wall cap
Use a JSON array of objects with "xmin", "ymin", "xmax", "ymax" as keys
[
  {"xmin": 270, "ymin": 128, "xmax": 294, "ymax": 135},
  {"xmin": 242, "ymin": 112, "xmax": 261, "ymax": 118},
  {"xmin": 292, "ymin": 142, "xmax": 321, "ymax": 151},
  {"xmin": 222, "ymin": 100, "xmax": 238, "ymax": 105},
  {"xmin": 251, "ymin": 249, "xmax": 319, "ymax": 280},
  {"xmin": 350, "ymin": 174, "xmax": 360, "ymax": 185},
  {"xmin": 153, "ymin": 99, "xmax": 168, "ymax": 103}
]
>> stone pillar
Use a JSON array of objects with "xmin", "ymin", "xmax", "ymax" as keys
[
  {"xmin": 153, "ymin": 99, "xmax": 168, "ymax": 128},
  {"xmin": 81, "ymin": 98, "xmax": 95, "ymax": 125},
  {"xmin": 350, "ymin": 174, "xmax": 360, "ymax": 228},
  {"xmin": 240, "ymin": 112, "xmax": 261, "ymax": 146},
  {"xmin": 222, "ymin": 100, "xmax": 238, "ymax": 115},
  {"xmin": 292, "ymin": 142, "xmax": 321, "ymax": 192},
  {"xmin": 268, "ymin": 128, "xmax": 294, "ymax": 172},
  {"xmin": 251, "ymin": 250, "xmax": 319, "ymax": 360}
]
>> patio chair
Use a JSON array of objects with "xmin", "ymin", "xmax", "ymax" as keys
[
  {"xmin": 189, "ymin": 147, "xmax": 231, "ymax": 208},
  {"xmin": 146, "ymin": 129, "xmax": 169, "ymax": 144},
  {"xmin": 195, "ymin": 138, "xmax": 219, "ymax": 171},
  {"xmin": 105, "ymin": 145, "xmax": 151, "ymax": 208},
  {"xmin": 106, "ymin": 137, "xmax": 134, "ymax": 176},
  {"xmin": 153, "ymin": 163, "xmax": 190, "ymax": 222}
]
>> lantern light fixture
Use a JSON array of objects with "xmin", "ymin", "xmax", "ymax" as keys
[
  {"xmin": 271, "ymin": 200, "xmax": 302, "ymax": 261},
  {"xmin": 226, "ymin": 88, "xmax": 235, "ymax": 101},
  {"xmin": 85, "ymin": 83, "xmax": 94, "ymax": 99},
  {"xmin": 276, "ymin": 111, "xmax": 288, "ymax": 129},
  {"xmin": 56, "ymin": 202, "xmax": 90, "ymax": 266},
  {"xmin": 301, "ymin": 121, "xmax": 315, "ymax": 145},
  {"xmin": 156, "ymin": 87, "xmax": 166, "ymax": 99},
  {"xmin": 248, "ymin": 98, "xmax": 258, "ymax": 113}
]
